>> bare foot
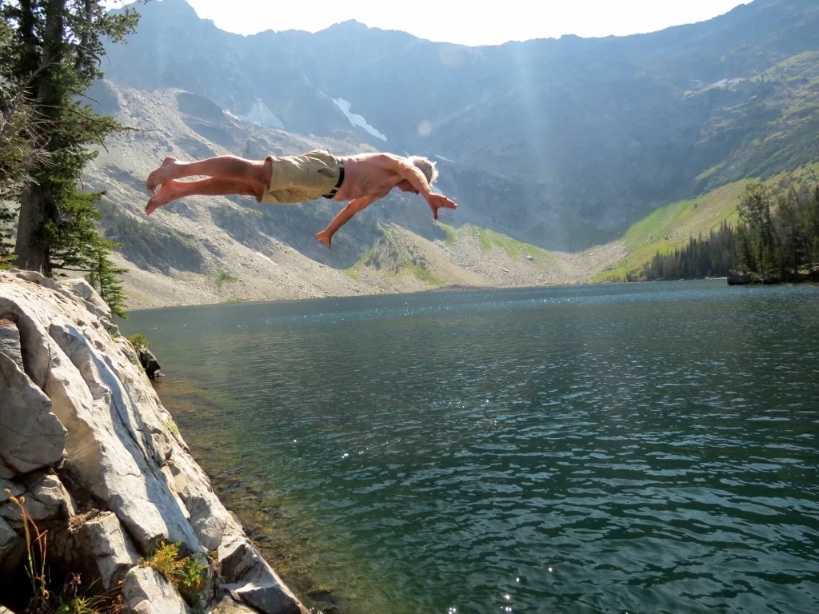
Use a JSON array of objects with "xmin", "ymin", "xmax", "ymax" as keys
[
  {"xmin": 146, "ymin": 156, "xmax": 179, "ymax": 194},
  {"xmin": 145, "ymin": 180, "xmax": 180, "ymax": 215},
  {"xmin": 315, "ymin": 230, "xmax": 333, "ymax": 249}
]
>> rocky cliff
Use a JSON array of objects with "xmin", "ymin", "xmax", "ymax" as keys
[{"xmin": 0, "ymin": 270, "xmax": 306, "ymax": 613}]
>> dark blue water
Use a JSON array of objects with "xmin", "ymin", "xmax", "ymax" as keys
[{"xmin": 121, "ymin": 281, "xmax": 819, "ymax": 613}]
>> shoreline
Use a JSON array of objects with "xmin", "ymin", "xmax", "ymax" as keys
[
  {"xmin": 121, "ymin": 277, "xmax": 621, "ymax": 314},
  {"xmin": 148, "ymin": 378, "xmax": 354, "ymax": 613}
]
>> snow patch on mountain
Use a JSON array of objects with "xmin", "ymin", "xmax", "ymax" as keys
[{"xmin": 333, "ymin": 98, "xmax": 387, "ymax": 141}]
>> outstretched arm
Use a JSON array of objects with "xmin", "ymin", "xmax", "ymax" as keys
[
  {"xmin": 315, "ymin": 196, "xmax": 378, "ymax": 249},
  {"xmin": 394, "ymin": 159, "xmax": 458, "ymax": 219}
]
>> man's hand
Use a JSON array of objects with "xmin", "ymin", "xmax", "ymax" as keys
[
  {"xmin": 426, "ymin": 193, "xmax": 458, "ymax": 220},
  {"xmin": 315, "ymin": 229, "xmax": 333, "ymax": 249}
]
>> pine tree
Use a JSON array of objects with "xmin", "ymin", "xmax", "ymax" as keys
[
  {"xmin": 737, "ymin": 182, "xmax": 779, "ymax": 279},
  {"xmin": 0, "ymin": 204, "xmax": 17, "ymax": 269},
  {"xmin": 2, "ymin": 20, "xmax": 49, "ymax": 266},
  {"xmin": 87, "ymin": 241, "xmax": 129, "ymax": 319},
  {"xmin": 637, "ymin": 222, "xmax": 738, "ymax": 281},
  {"xmin": 1, "ymin": 0, "xmax": 138, "ymax": 311}
]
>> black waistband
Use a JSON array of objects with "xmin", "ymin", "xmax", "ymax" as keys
[{"xmin": 323, "ymin": 160, "xmax": 345, "ymax": 199}]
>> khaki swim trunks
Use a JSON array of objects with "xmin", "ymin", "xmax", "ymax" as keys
[{"xmin": 260, "ymin": 149, "xmax": 344, "ymax": 204}]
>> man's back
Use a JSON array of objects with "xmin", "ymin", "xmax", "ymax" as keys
[{"xmin": 331, "ymin": 153, "xmax": 409, "ymax": 202}]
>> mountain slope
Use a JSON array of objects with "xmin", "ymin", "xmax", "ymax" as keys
[
  {"xmin": 86, "ymin": 82, "xmax": 626, "ymax": 309},
  {"xmin": 102, "ymin": 0, "xmax": 819, "ymax": 250},
  {"xmin": 81, "ymin": 0, "xmax": 819, "ymax": 307}
]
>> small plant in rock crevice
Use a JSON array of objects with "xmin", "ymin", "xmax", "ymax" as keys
[
  {"xmin": 140, "ymin": 541, "xmax": 209, "ymax": 605},
  {"xmin": 126, "ymin": 333, "xmax": 151, "ymax": 350},
  {"xmin": 3, "ymin": 489, "xmax": 124, "ymax": 614},
  {"xmin": 7, "ymin": 489, "xmax": 50, "ymax": 613}
]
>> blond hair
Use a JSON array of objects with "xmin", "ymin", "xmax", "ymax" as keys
[{"xmin": 409, "ymin": 156, "xmax": 439, "ymax": 185}]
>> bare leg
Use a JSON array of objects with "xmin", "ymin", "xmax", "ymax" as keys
[
  {"xmin": 146, "ymin": 155, "xmax": 271, "ymax": 193},
  {"xmin": 145, "ymin": 177, "xmax": 262, "ymax": 215}
]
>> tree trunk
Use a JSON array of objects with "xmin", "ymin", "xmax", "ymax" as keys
[
  {"xmin": 14, "ymin": 183, "xmax": 50, "ymax": 273},
  {"xmin": 12, "ymin": 0, "xmax": 66, "ymax": 275}
]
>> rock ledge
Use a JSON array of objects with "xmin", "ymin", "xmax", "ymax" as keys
[{"xmin": 0, "ymin": 270, "xmax": 306, "ymax": 614}]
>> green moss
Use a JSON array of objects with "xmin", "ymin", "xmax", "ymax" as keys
[
  {"xmin": 165, "ymin": 419, "xmax": 181, "ymax": 440},
  {"xmin": 406, "ymin": 262, "xmax": 445, "ymax": 285},
  {"xmin": 438, "ymin": 223, "xmax": 457, "ymax": 248},
  {"xmin": 213, "ymin": 268, "xmax": 237, "ymax": 288}
]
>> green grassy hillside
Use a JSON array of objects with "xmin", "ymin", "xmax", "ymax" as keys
[
  {"xmin": 442, "ymin": 223, "xmax": 557, "ymax": 265},
  {"xmin": 593, "ymin": 182, "xmax": 747, "ymax": 281},
  {"xmin": 594, "ymin": 162, "xmax": 819, "ymax": 282}
]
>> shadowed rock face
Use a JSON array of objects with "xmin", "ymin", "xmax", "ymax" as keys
[{"xmin": 0, "ymin": 270, "xmax": 307, "ymax": 614}]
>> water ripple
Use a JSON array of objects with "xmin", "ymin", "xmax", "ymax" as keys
[{"xmin": 123, "ymin": 281, "xmax": 819, "ymax": 613}]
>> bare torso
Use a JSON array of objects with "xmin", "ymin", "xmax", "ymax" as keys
[{"xmin": 330, "ymin": 153, "xmax": 411, "ymax": 202}]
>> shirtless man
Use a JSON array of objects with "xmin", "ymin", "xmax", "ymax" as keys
[{"xmin": 145, "ymin": 149, "xmax": 458, "ymax": 248}]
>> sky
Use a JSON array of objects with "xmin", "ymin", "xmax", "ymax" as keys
[{"xmin": 145, "ymin": 0, "xmax": 752, "ymax": 47}]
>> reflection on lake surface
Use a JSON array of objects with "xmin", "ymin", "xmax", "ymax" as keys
[{"xmin": 121, "ymin": 281, "xmax": 819, "ymax": 613}]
